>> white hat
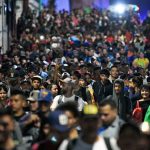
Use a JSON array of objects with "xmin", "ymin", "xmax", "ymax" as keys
[{"xmin": 27, "ymin": 90, "xmax": 40, "ymax": 101}]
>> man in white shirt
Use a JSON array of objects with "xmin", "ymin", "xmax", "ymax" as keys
[{"xmin": 51, "ymin": 77, "xmax": 86, "ymax": 111}]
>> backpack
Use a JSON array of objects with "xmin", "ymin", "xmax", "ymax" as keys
[
  {"xmin": 58, "ymin": 95, "xmax": 79, "ymax": 104},
  {"xmin": 104, "ymin": 138, "xmax": 113, "ymax": 150},
  {"xmin": 67, "ymin": 137, "xmax": 112, "ymax": 150},
  {"xmin": 132, "ymin": 100, "xmax": 143, "ymax": 123}
]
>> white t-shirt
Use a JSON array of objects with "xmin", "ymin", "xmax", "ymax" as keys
[{"xmin": 50, "ymin": 95, "xmax": 86, "ymax": 111}]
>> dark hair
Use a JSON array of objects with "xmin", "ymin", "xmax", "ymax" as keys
[
  {"xmin": 141, "ymin": 84, "xmax": 150, "ymax": 91},
  {"xmin": 0, "ymin": 84, "xmax": 8, "ymax": 93},
  {"xmin": 110, "ymin": 65, "xmax": 118, "ymax": 70},
  {"xmin": 132, "ymin": 76, "xmax": 143, "ymax": 88},
  {"xmin": 0, "ymin": 109, "xmax": 12, "ymax": 118},
  {"xmin": 11, "ymin": 89, "xmax": 26, "ymax": 100},
  {"xmin": 94, "ymin": 67, "xmax": 101, "ymax": 72},
  {"xmin": 119, "ymin": 123, "xmax": 141, "ymax": 137},
  {"xmin": 55, "ymin": 101, "xmax": 79, "ymax": 118},
  {"xmin": 99, "ymin": 97, "xmax": 117, "ymax": 109},
  {"xmin": 85, "ymin": 72, "xmax": 92, "ymax": 77},
  {"xmin": 79, "ymin": 64, "xmax": 87, "ymax": 69},
  {"xmin": 41, "ymin": 82, "xmax": 49, "ymax": 89},
  {"xmin": 99, "ymin": 69, "xmax": 110, "ymax": 77},
  {"xmin": 0, "ymin": 69, "xmax": 4, "ymax": 74},
  {"xmin": 49, "ymin": 83, "xmax": 58, "ymax": 90},
  {"xmin": 120, "ymin": 73, "xmax": 128, "ymax": 80},
  {"xmin": 73, "ymin": 71, "xmax": 81, "ymax": 79},
  {"xmin": 114, "ymin": 79, "xmax": 124, "ymax": 88}
]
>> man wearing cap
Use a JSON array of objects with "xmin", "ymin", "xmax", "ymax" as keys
[
  {"xmin": 38, "ymin": 89, "xmax": 53, "ymax": 118},
  {"xmin": 10, "ymin": 89, "xmax": 40, "ymax": 144},
  {"xmin": 20, "ymin": 79, "xmax": 31, "ymax": 91},
  {"xmin": 20, "ymin": 79, "xmax": 31, "ymax": 98},
  {"xmin": 65, "ymin": 104, "xmax": 119, "ymax": 150},
  {"xmin": 32, "ymin": 110, "xmax": 70, "ymax": 150},
  {"xmin": 31, "ymin": 76, "xmax": 43, "ymax": 91},
  {"xmin": 56, "ymin": 102, "xmax": 80, "ymax": 141},
  {"xmin": 27, "ymin": 90, "xmax": 39, "ymax": 113},
  {"xmin": 50, "ymin": 77, "xmax": 86, "ymax": 111}
]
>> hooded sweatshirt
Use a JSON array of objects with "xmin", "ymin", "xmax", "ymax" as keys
[{"xmin": 112, "ymin": 79, "xmax": 132, "ymax": 120}]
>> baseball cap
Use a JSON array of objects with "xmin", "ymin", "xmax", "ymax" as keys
[
  {"xmin": 27, "ymin": 90, "xmax": 40, "ymax": 101},
  {"xmin": 20, "ymin": 79, "xmax": 30, "ymax": 85},
  {"xmin": 61, "ymin": 72, "xmax": 70, "ymax": 79},
  {"xmin": 38, "ymin": 89, "xmax": 53, "ymax": 103},
  {"xmin": 51, "ymin": 62, "xmax": 56, "ymax": 66},
  {"xmin": 59, "ymin": 77, "xmax": 75, "ymax": 85},
  {"xmin": 40, "ymin": 71, "xmax": 48, "ymax": 80},
  {"xmin": 31, "ymin": 75, "xmax": 42, "ymax": 83},
  {"xmin": 48, "ymin": 110, "xmax": 69, "ymax": 132},
  {"xmin": 81, "ymin": 104, "xmax": 99, "ymax": 118}
]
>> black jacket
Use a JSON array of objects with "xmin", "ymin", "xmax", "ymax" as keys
[{"xmin": 93, "ymin": 80, "xmax": 113, "ymax": 104}]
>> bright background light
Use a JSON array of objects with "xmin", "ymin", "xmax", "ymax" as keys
[{"xmin": 114, "ymin": 3, "xmax": 126, "ymax": 14}]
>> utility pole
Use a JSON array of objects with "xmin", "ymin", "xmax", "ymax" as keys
[
  {"xmin": 11, "ymin": 0, "xmax": 17, "ymax": 38},
  {"xmin": 0, "ymin": 0, "xmax": 5, "ymax": 54},
  {"xmin": 23, "ymin": 0, "xmax": 29, "ymax": 14},
  {"xmin": 49, "ymin": 0, "xmax": 55, "ymax": 12},
  {"xmin": 6, "ymin": 0, "xmax": 11, "ymax": 53}
]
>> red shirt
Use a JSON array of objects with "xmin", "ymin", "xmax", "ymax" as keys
[
  {"xmin": 106, "ymin": 36, "xmax": 114, "ymax": 43},
  {"xmin": 125, "ymin": 32, "xmax": 132, "ymax": 43}
]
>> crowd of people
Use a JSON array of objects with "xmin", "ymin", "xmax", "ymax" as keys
[{"xmin": 0, "ymin": 5, "xmax": 150, "ymax": 150}]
